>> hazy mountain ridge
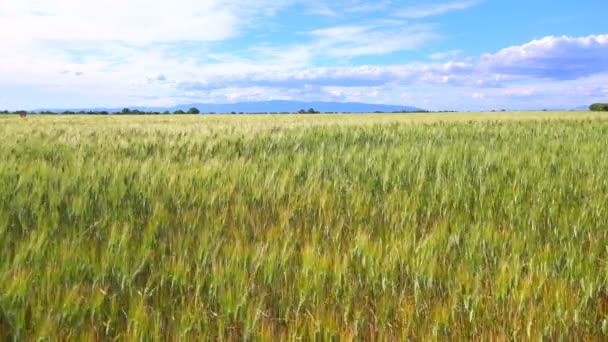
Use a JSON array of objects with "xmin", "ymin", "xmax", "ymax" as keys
[{"xmin": 34, "ymin": 100, "xmax": 425, "ymax": 113}]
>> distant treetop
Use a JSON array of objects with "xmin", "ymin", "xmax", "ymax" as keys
[
  {"xmin": 297, "ymin": 108, "xmax": 320, "ymax": 114},
  {"xmin": 590, "ymin": 103, "xmax": 608, "ymax": 111}
]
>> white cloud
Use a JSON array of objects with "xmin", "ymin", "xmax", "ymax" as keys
[
  {"xmin": 0, "ymin": 0, "xmax": 292, "ymax": 43},
  {"xmin": 479, "ymin": 34, "xmax": 608, "ymax": 79},
  {"xmin": 244, "ymin": 21, "xmax": 439, "ymax": 65},
  {"xmin": 343, "ymin": 1, "xmax": 392, "ymax": 13},
  {"xmin": 308, "ymin": 23, "xmax": 438, "ymax": 57},
  {"xmin": 430, "ymin": 50, "xmax": 463, "ymax": 60},
  {"xmin": 4, "ymin": 33, "xmax": 608, "ymax": 95},
  {"xmin": 121, "ymin": 33, "xmax": 608, "ymax": 110},
  {"xmin": 6, "ymin": 31, "xmax": 607, "ymax": 109},
  {"xmin": 500, "ymin": 88, "xmax": 541, "ymax": 98},
  {"xmin": 397, "ymin": 1, "xmax": 478, "ymax": 19}
]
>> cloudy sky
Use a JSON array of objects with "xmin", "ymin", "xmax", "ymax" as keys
[{"xmin": 1, "ymin": 0, "xmax": 607, "ymax": 110}]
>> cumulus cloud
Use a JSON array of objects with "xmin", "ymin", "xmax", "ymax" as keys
[
  {"xmin": 99, "ymin": 34, "xmax": 608, "ymax": 95},
  {"xmin": 168, "ymin": 63, "xmax": 467, "ymax": 91},
  {"xmin": 479, "ymin": 34, "xmax": 608, "ymax": 79},
  {"xmin": 159, "ymin": 34, "xmax": 608, "ymax": 109}
]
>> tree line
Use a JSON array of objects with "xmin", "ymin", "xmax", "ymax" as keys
[
  {"xmin": 0, "ymin": 107, "xmax": 431, "ymax": 115},
  {"xmin": 0, "ymin": 108, "xmax": 204, "ymax": 115}
]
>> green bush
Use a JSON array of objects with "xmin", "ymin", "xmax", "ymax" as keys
[{"xmin": 589, "ymin": 103, "xmax": 608, "ymax": 111}]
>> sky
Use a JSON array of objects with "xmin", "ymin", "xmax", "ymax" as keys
[{"xmin": 1, "ymin": 0, "xmax": 608, "ymax": 111}]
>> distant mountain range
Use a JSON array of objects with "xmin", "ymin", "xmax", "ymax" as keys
[{"xmin": 34, "ymin": 100, "xmax": 425, "ymax": 113}]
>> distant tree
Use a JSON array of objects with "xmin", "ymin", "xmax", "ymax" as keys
[
  {"xmin": 307, "ymin": 108, "xmax": 319, "ymax": 114},
  {"xmin": 230, "ymin": 111, "xmax": 236, "ymax": 114},
  {"xmin": 163, "ymin": 111, "xmax": 170, "ymax": 114},
  {"xmin": 0, "ymin": 110, "xmax": 9, "ymax": 114},
  {"xmin": 188, "ymin": 107, "xmax": 200, "ymax": 114},
  {"xmin": 173, "ymin": 110, "xmax": 185, "ymax": 114},
  {"xmin": 121, "ymin": 108, "xmax": 131, "ymax": 114},
  {"xmin": 590, "ymin": 103, "xmax": 608, "ymax": 111}
]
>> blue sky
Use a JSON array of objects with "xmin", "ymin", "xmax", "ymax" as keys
[{"xmin": 1, "ymin": 0, "xmax": 607, "ymax": 110}]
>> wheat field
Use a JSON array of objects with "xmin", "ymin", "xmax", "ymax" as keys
[{"xmin": 1, "ymin": 111, "xmax": 607, "ymax": 339}]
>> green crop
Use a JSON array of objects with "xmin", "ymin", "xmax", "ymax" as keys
[{"xmin": 1, "ymin": 112, "xmax": 607, "ymax": 340}]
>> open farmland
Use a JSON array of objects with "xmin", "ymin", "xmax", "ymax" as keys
[{"xmin": 1, "ymin": 111, "xmax": 608, "ymax": 339}]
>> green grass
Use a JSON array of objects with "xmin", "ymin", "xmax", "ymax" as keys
[{"xmin": 1, "ymin": 112, "xmax": 608, "ymax": 339}]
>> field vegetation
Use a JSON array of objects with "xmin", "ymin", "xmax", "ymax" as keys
[{"xmin": 1, "ymin": 111, "xmax": 608, "ymax": 339}]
